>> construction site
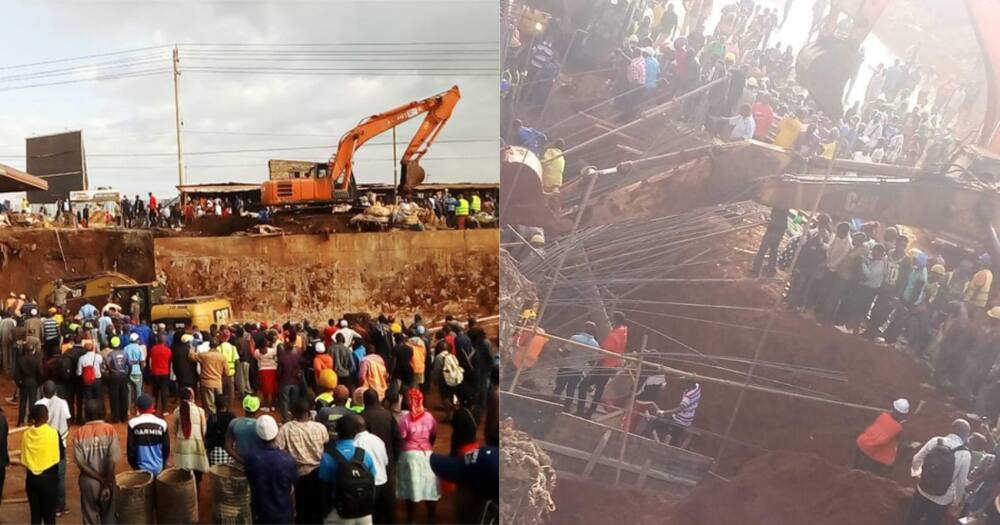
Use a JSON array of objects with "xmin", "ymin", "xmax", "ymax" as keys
[{"xmin": 500, "ymin": 0, "xmax": 1000, "ymax": 524}]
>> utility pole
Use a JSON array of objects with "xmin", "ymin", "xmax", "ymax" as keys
[
  {"xmin": 392, "ymin": 126, "xmax": 398, "ymax": 202},
  {"xmin": 172, "ymin": 46, "xmax": 185, "ymax": 186}
]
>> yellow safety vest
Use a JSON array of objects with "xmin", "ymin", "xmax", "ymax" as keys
[
  {"xmin": 219, "ymin": 342, "xmax": 238, "ymax": 376},
  {"xmin": 470, "ymin": 195, "xmax": 481, "ymax": 213},
  {"xmin": 456, "ymin": 198, "xmax": 470, "ymax": 216}
]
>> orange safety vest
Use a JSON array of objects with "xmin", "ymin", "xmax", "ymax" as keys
[
  {"xmin": 856, "ymin": 412, "xmax": 904, "ymax": 465},
  {"xmin": 512, "ymin": 328, "xmax": 549, "ymax": 370},
  {"xmin": 409, "ymin": 338, "xmax": 427, "ymax": 375},
  {"xmin": 362, "ymin": 358, "xmax": 389, "ymax": 401}
]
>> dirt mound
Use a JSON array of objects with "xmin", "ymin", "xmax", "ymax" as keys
[
  {"xmin": 549, "ymin": 477, "xmax": 678, "ymax": 525},
  {"xmin": 672, "ymin": 452, "xmax": 911, "ymax": 525},
  {"xmin": 500, "ymin": 425, "xmax": 556, "ymax": 525}
]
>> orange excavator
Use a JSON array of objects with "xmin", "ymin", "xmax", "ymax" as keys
[{"xmin": 261, "ymin": 85, "xmax": 461, "ymax": 207}]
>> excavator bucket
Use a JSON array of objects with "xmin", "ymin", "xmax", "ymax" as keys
[
  {"xmin": 796, "ymin": 36, "xmax": 861, "ymax": 120},
  {"xmin": 398, "ymin": 160, "xmax": 426, "ymax": 195}
]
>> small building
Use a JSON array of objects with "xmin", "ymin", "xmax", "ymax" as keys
[{"xmin": 176, "ymin": 182, "xmax": 262, "ymax": 208}]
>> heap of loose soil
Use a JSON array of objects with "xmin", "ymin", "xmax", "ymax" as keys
[{"xmin": 671, "ymin": 451, "xmax": 911, "ymax": 525}]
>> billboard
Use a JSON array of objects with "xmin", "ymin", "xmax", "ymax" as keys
[{"xmin": 26, "ymin": 130, "xmax": 88, "ymax": 204}]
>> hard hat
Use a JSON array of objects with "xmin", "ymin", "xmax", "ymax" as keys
[
  {"xmin": 520, "ymin": 308, "xmax": 537, "ymax": 320},
  {"xmin": 314, "ymin": 342, "xmax": 326, "ymax": 354},
  {"xmin": 724, "ymin": 52, "xmax": 736, "ymax": 64},
  {"xmin": 893, "ymin": 398, "xmax": 910, "ymax": 414},
  {"xmin": 242, "ymin": 395, "xmax": 261, "ymax": 412},
  {"xmin": 318, "ymin": 369, "xmax": 338, "ymax": 390},
  {"xmin": 930, "ymin": 264, "xmax": 946, "ymax": 275},
  {"xmin": 988, "ymin": 306, "xmax": 1000, "ymax": 320},
  {"xmin": 628, "ymin": 35, "xmax": 639, "ymax": 43},
  {"xmin": 746, "ymin": 77, "xmax": 759, "ymax": 88},
  {"xmin": 391, "ymin": 322, "xmax": 402, "ymax": 334},
  {"xmin": 129, "ymin": 333, "xmax": 139, "ymax": 342},
  {"xmin": 530, "ymin": 233, "xmax": 545, "ymax": 246},
  {"xmin": 110, "ymin": 336, "xmax": 121, "ymax": 348}
]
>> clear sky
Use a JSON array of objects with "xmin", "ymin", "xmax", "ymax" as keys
[{"xmin": 0, "ymin": 0, "xmax": 499, "ymax": 200}]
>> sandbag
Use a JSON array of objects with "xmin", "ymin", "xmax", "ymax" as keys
[
  {"xmin": 156, "ymin": 467, "xmax": 199, "ymax": 524},
  {"xmin": 210, "ymin": 464, "xmax": 253, "ymax": 524},
  {"xmin": 115, "ymin": 470, "xmax": 155, "ymax": 525}
]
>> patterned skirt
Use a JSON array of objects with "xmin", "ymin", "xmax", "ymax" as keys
[
  {"xmin": 396, "ymin": 450, "xmax": 440, "ymax": 502},
  {"xmin": 208, "ymin": 446, "xmax": 234, "ymax": 466}
]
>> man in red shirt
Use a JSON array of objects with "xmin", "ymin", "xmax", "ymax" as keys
[
  {"xmin": 575, "ymin": 312, "xmax": 628, "ymax": 420},
  {"xmin": 752, "ymin": 93, "xmax": 775, "ymax": 141},
  {"xmin": 148, "ymin": 334, "xmax": 172, "ymax": 415}
]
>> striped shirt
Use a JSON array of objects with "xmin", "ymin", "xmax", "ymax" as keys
[{"xmin": 672, "ymin": 384, "xmax": 701, "ymax": 427}]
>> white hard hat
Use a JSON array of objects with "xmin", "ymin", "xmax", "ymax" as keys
[
  {"xmin": 340, "ymin": 319, "xmax": 348, "ymax": 328},
  {"xmin": 129, "ymin": 333, "xmax": 139, "ymax": 342},
  {"xmin": 315, "ymin": 342, "xmax": 326, "ymax": 354},
  {"xmin": 893, "ymin": 398, "xmax": 910, "ymax": 414}
]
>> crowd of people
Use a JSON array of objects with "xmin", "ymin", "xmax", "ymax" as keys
[
  {"xmin": 502, "ymin": 0, "xmax": 977, "ymax": 194},
  {"xmin": 0, "ymin": 188, "xmax": 499, "ymax": 232},
  {"xmin": 0, "ymin": 288, "xmax": 499, "ymax": 524}
]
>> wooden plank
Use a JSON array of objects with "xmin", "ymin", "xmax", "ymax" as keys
[
  {"xmin": 578, "ymin": 112, "xmax": 643, "ymax": 143},
  {"xmin": 582, "ymin": 430, "xmax": 612, "ymax": 480},
  {"xmin": 615, "ymin": 144, "xmax": 644, "ymax": 156},
  {"xmin": 636, "ymin": 459, "xmax": 653, "ymax": 489},
  {"xmin": 534, "ymin": 438, "xmax": 700, "ymax": 487}
]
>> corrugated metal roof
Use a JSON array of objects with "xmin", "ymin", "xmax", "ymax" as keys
[
  {"xmin": 176, "ymin": 182, "xmax": 261, "ymax": 194},
  {"xmin": 0, "ymin": 163, "xmax": 48, "ymax": 193}
]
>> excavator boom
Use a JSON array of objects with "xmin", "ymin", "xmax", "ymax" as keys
[{"xmin": 261, "ymin": 85, "xmax": 461, "ymax": 206}]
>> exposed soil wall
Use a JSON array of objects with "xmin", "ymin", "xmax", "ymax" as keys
[
  {"xmin": 154, "ymin": 229, "xmax": 499, "ymax": 323},
  {"xmin": 0, "ymin": 228, "xmax": 155, "ymax": 298}
]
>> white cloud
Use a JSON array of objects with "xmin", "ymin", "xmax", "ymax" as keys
[{"xmin": 0, "ymin": 0, "xmax": 499, "ymax": 198}]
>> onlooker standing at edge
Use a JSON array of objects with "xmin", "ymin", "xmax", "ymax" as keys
[
  {"xmin": 74, "ymin": 399, "xmax": 119, "ymax": 525},
  {"xmin": 751, "ymin": 207, "xmax": 788, "ymax": 278},
  {"xmin": 275, "ymin": 397, "xmax": 329, "ymax": 524},
  {"xmin": 36, "ymin": 381, "xmax": 71, "ymax": 518},
  {"xmin": 236, "ymin": 415, "xmax": 299, "ymax": 525},
  {"xmin": 16, "ymin": 337, "xmax": 44, "ymax": 426},
  {"xmin": 22, "ymin": 403, "xmax": 60, "ymax": 524},
  {"xmin": 318, "ymin": 414, "xmax": 377, "ymax": 525},
  {"xmin": 190, "ymin": 340, "xmax": 226, "ymax": 415},
  {"xmin": 148, "ymin": 334, "xmax": 172, "ymax": 415},
  {"xmin": 397, "ymin": 388, "xmax": 440, "ymax": 523},
  {"xmin": 172, "ymin": 387, "xmax": 210, "ymax": 486},
  {"xmin": 127, "ymin": 394, "xmax": 170, "ymax": 475}
]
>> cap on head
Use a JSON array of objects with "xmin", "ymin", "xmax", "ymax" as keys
[
  {"xmin": 255, "ymin": 414, "xmax": 279, "ymax": 441},
  {"xmin": 318, "ymin": 369, "xmax": 338, "ymax": 390},
  {"xmin": 340, "ymin": 319, "xmax": 348, "ymax": 328},
  {"xmin": 892, "ymin": 398, "xmax": 909, "ymax": 414},
  {"xmin": 953, "ymin": 418, "xmax": 972, "ymax": 441},
  {"xmin": 314, "ymin": 342, "xmax": 326, "ymax": 354},
  {"xmin": 129, "ymin": 333, "xmax": 139, "ymax": 342},
  {"xmin": 136, "ymin": 394, "xmax": 154, "ymax": 412},
  {"xmin": 242, "ymin": 395, "xmax": 261, "ymax": 413}
]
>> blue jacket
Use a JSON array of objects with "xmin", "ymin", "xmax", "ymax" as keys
[
  {"xmin": 127, "ymin": 413, "xmax": 169, "ymax": 475},
  {"xmin": 318, "ymin": 439, "xmax": 375, "ymax": 491}
]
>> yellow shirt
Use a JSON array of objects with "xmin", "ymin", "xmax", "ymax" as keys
[
  {"xmin": 22, "ymin": 424, "xmax": 60, "ymax": 475},
  {"xmin": 652, "ymin": 3, "xmax": 666, "ymax": 28},
  {"xmin": 541, "ymin": 148, "xmax": 565, "ymax": 189},
  {"xmin": 773, "ymin": 116, "xmax": 803, "ymax": 149}
]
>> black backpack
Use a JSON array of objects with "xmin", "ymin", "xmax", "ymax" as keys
[
  {"xmin": 918, "ymin": 438, "xmax": 965, "ymax": 497},
  {"xmin": 331, "ymin": 448, "xmax": 376, "ymax": 519}
]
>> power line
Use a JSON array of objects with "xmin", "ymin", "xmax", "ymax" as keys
[
  {"xmin": 0, "ymin": 138, "xmax": 497, "ymax": 158},
  {"xmin": 0, "ymin": 45, "xmax": 169, "ymax": 71},
  {"xmin": 0, "ymin": 69, "xmax": 171, "ymax": 92},
  {"xmin": 85, "ymin": 154, "xmax": 497, "ymax": 168}
]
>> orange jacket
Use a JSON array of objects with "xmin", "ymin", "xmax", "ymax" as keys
[
  {"xmin": 856, "ymin": 412, "xmax": 904, "ymax": 465},
  {"xmin": 599, "ymin": 325, "xmax": 628, "ymax": 368}
]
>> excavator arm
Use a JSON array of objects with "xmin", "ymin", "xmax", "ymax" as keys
[{"xmin": 329, "ymin": 85, "xmax": 461, "ymax": 195}]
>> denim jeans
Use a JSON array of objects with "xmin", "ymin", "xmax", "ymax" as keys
[
  {"xmin": 57, "ymin": 455, "xmax": 66, "ymax": 510},
  {"xmin": 128, "ymin": 373, "xmax": 143, "ymax": 408},
  {"xmin": 279, "ymin": 384, "xmax": 299, "ymax": 422}
]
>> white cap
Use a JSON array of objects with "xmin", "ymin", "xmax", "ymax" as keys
[
  {"xmin": 315, "ymin": 342, "xmax": 326, "ymax": 354},
  {"xmin": 180, "ymin": 334, "xmax": 193, "ymax": 343},
  {"xmin": 256, "ymin": 414, "xmax": 279, "ymax": 441},
  {"xmin": 340, "ymin": 319, "xmax": 348, "ymax": 328},
  {"xmin": 29, "ymin": 309, "xmax": 37, "ymax": 316},
  {"xmin": 129, "ymin": 333, "xmax": 139, "ymax": 342},
  {"xmin": 893, "ymin": 398, "xmax": 910, "ymax": 414},
  {"xmin": 198, "ymin": 342, "xmax": 210, "ymax": 352}
]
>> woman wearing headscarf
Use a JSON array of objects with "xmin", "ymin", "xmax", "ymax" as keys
[
  {"xmin": 396, "ymin": 388, "xmax": 440, "ymax": 523},
  {"xmin": 172, "ymin": 387, "xmax": 209, "ymax": 485}
]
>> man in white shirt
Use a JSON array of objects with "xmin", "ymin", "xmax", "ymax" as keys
[
  {"xmin": 354, "ymin": 424, "xmax": 391, "ymax": 525},
  {"xmin": 36, "ymin": 380, "xmax": 72, "ymax": 516},
  {"xmin": 724, "ymin": 104, "xmax": 757, "ymax": 141},
  {"xmin": 334, "ymin": 320, "xmax": 362, "ymax": 347},
  {"xmin": 906, "ymin": 419, "xmax": 973, "ymax": 525}
]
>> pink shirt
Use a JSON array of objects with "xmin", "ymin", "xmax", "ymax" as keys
[{"xmin": 398, "ymin": 414, "xmax": 437, "ymax": 452}]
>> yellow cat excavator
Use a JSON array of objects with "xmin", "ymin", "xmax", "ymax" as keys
[{"xmin": 261, "ymin": 85, "xmax": 461, "ymax": 207}]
